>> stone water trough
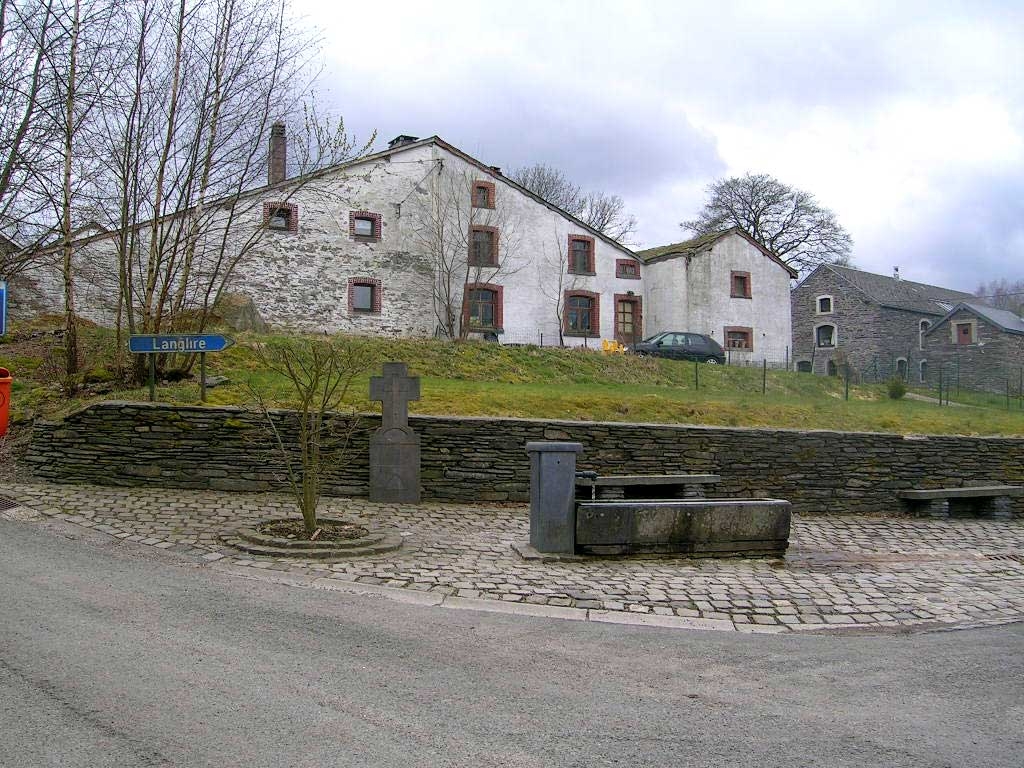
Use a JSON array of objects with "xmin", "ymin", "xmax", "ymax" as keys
[{"xmin": 515, "ymin": 442, "xmax": 791, "ymax": 559}]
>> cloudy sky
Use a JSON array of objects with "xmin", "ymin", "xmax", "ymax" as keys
[{"xmin": 293, "ymin": 0, "xmax": 1022, "ymax": 292}]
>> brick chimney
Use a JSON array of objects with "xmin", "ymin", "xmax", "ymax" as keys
[{"xmin": 268, "ymin": 122, "xmax": 286, "ymax": 185}]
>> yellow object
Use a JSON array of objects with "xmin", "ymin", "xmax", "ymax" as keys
[{"xmin": 601, "ymin": 339, "xmax": 626, "ymax": 355}]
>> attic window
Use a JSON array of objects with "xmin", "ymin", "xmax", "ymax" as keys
[
  {"xmin": 730, "ymin": 271, "xmax": 751, "ymax": 299},
  {"xmin": 568, "ymin": 235, "xmax": 595, "ymax": 275},
  {"xmin": 264, "ymin": 202, "xmax": 297, "ymax": 232},
  {"xmin": 472, "ymin": 181, "xmax": 495, "ymax": 209},
  {"xmin": 817, "ymin": 296, "xmax": 833, "ymax": 314},
  {"xmin": 616, "ymin": 259, "xmax": 640, "ymax": 279}
]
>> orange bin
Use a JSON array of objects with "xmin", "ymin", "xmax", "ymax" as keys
[{"xmin": 0, "ymin": 367, "xmax": 10, "ymax": 436}]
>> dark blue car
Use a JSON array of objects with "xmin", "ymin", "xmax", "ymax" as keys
[{"xmin": 630, "ymin": 331, "xmax": 726, "ymax": 364}]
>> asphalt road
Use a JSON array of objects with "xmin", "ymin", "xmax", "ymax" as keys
[{"xmin": 2, "ymin": 515, "xmax": 1023, "ymax": 768}]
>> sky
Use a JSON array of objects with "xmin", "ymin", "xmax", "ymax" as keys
[{"xmin": 292, "ymin": 0, "xmax": 1023, "ymax": 293}]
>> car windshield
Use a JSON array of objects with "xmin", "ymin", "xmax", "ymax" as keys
[{"xmin": 642, "ymin": 333, "xmax": 668, "ymax": 344}]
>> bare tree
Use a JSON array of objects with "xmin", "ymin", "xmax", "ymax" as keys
[
  {"xmin": 0, "ymin": 0, "xmax": 63, "ymax": 278},
  {"xmin": 976, "ymin": 278, "xmax": 1024, "ymax": 316},
  {"xmin": 683, "ymin": 173, "xmax": 852, "ymax": 273},
  {"xmin": 89, "ymin": 0, "xmax": 372, "ymax": 381},
  {"xmin": 249, "ymin": 335, "xmax": 372, "ymax": 537},
  {"xmin": 511, "ymin": 163, "xmax": 637, "ymax": 244},
  {"xmin": 408, "ymin": 164, "xmax": 524, "ymax": 340},
  {"xmin": 536, "ymin": 230, "xmax": 582, "ymax": 347}
]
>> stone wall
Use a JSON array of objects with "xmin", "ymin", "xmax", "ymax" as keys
[{"xmin": 27, "ymin": 401, "xmax": 1024, "ymax": 516}]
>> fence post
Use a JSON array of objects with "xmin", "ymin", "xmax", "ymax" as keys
[
  {"xmin": 762, "ymin": 358, "xmax": 767, "ymax": 395},
  {"xmin": 785, "ymin": 345, "xmax": 789, "ymax": 371},
  {"xmin": 539, "ymin": 332, "xmax": 543, "ymax": 347},
  {"xmin": 844, "ymin": 363, "xmax": 850, "ymax": 400},
  {"xmin": 695, "ymin": 360, "xmax": 699, "ymax": 390}
]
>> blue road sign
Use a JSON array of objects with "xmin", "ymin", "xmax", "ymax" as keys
[
  {"xmin": 0, "ymin": 281, "xmax": 6, "ymax": 336},
  {"xmin": 128, "ymin": 334, "xmax": 234, "ymax": 354}
]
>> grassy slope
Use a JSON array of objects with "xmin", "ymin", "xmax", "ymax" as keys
[{"xmin": 3, "ymin": 324, "xmax": 1024, "ymax": 436}]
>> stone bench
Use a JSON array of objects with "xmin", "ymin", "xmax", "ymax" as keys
[
  {"xmin": 897, "ymin": 486, "xmax": 1023, "ymax": 518},
  {"xmin": 575, "ymin": 499, "xmax": 791, "ymax": 557},
  {"xmin": 574, "ymin": 473, "xmax": 721, "ymax": 500}
]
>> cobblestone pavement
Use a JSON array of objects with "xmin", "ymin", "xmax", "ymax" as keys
[{"xmin": 3, "ymin": 481, "xmax": 1024, "ymax": 634}]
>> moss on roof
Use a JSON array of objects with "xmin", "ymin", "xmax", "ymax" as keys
[{"xmin": 636, "ymin": 231, "xmax": 723, "ymax": 263}]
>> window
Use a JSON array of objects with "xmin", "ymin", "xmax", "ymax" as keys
[
  {"xmin": 347, "ymin": 278, "xmax": 382, "ymax": 313},
  {"xmin": 472, "ymin": 181, "xmax": 495, "ymax": 209},
  {"xmin": 730, "ymin": 271, "xmax": 751, "ymax": 299},
  {"xmin": 564, "ymin": 290, "xmax": 599, "ymax": 336},
  {"xmin": 469, "ymin": 226, "xmax": 498, "ymax": 266},
  {"xmin": 264, "ymin": 202, "xmax": 297, "ymax": 232},
  {"xmin": 919, "ymin": 360, "xmax": 928, "ymax": 383},
  {"xmin": 896, "ymin": 358, "xmax": 908, "ymax": 380},
  {"xmin": 955, "ymin": 321, "xmax": 974, "ymax": 345},
  {"xmin": 816, "ymin": 324, "xmax": 836, "ymax": 347},
  {"xmin": 796, "ymin": 360, "xmax": 812, "ymax": 373},
  {"xmin": 816, "ymin": 295, "xmax": 833, "ymax": 314},
  {"xmin": 919, "ymin": 319, "xmax": 931, "ymax": 350},
  {"xmin": 567, "ymin": 235, "xmax": 595, "ymax": 274},
  {"xmin": 463, "ymin": 283, "xmax": 503, "ymax": 331},
  {"xmin": 349, "ymin": 210, "xmax": 382, "ymax": 241},
  {"xmin": 616, "ymin": 259, "xmax": 640, "ymax": 279},
  {"xmin": 724, "ymin": 326, "xmax": 753, "ymax": 350}
]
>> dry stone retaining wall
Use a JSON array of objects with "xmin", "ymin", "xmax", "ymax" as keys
[{"xmin": 27, "ymin": 401, "xmax": 1024, "ymax": 516}]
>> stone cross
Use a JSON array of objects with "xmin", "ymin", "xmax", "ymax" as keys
[
  {"xmin": 368, "ymin": 362, "xmax": 421, "ymax": 504},
  {"xmin": 369, "ymin": 362, "xmax": 420, "ymax": 430}
]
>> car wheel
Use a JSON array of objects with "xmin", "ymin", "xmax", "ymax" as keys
[{"xmin": 704, "ymin": 357, "xmax": 720, "ymax": 364}]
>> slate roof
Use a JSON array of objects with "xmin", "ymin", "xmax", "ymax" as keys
[
  {"xmin": 951, "ymin": 302, "xmax": 1024, "ymax": 335},
  {"xmin": 636, "ymin": 227, "xmax": 798, "ymax": 277},
  {"xmin": 825, "ymin": 265, "xmax": 975, "ymax": 315}
]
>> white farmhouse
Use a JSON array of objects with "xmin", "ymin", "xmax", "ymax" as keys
[
  {"xmin": 637, "ymin": 229, "xmax": 798, "ymax": 363},
  {"xmin": 14, "ymin": 132, "xmax": 794, "ymax": 355}
]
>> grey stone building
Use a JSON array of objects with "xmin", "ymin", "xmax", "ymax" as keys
[
  {"xmin": 921, "ymin": 302, "xmax": 1024, "ymax": 394},
  {"xmin": 791, "ymin": 264, "xmax": 974, "ymax": 380}
]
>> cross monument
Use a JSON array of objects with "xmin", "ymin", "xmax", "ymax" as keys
[{"xmin": 368, "ymin": 362, "xmax": 421, "ymax": 503}]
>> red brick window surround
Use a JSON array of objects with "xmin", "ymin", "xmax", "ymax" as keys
[
  {"xmin": 614, "ymin": 294, "xmax": 642, "ymax": 344},
  {"xmin": 564, "ymin": 289, "xmax": 600, "ymax": 337},
  {"xmin": 463, "ymin": 282, "xmax": 504, "ymax": 331},
  {"xmin": 469, "ymin": 225, "xmax": 499, "ymax": 266},
  {"xmin": 724, "ymin": 325, "xmax": 753, "ymax": 350},
  {"xmin": 568, "ymin": 235, "xmax": 596, "ymax": 275},
  {"xmin": 730, "ymin": 270, "xmax": 752, "ymax": 299},
  {"xmin": 264, "ymin": 202, "xmax": 298, "ymax": 232},
  {"xmin": 348, "ymin": 277, "xmax": 382, "ymax": 313},
  {"xmin": 616, "ymin": 259, "xmax": 640, "ymax": 279},
  {"xmin": 471, "ymin": 180, "xmax": 496, "ymax": 209},
  {"xmin": 349, "ymin": 210, "xmax": 382, "ymax": 241}
]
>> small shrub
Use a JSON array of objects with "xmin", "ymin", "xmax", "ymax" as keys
[{"xmin": 887, "ymin": 378, "xmax": 907, "ymax": 400}]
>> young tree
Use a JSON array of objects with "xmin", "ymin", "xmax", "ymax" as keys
[
  {"xmin": 511, "ymin": 162, "xmax": 637, "ymax": 244},
  {"xmin": 682, "ymin": 173, "xmax": 852, "ymax": 273},
  {"xmin": 408, "ymin": 164, "xmax": 524, "ymax": 340},
  {"xmin": 249, "ymin": 336, "xmax": 373, "ymax": 538}
]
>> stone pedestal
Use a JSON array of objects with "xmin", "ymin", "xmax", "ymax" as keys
[
  {"xmin": 526, "ymin": 441, "xmax": 583, "ymax": 554},
  {"xmin": 369, "ymin": 427, "xmax": 421, "ymax": 503}
]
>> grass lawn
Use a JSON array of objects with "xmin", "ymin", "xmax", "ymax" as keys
[{"xmin": 3, "ymin": 321, "xmax": 1024, "ymax": 436}]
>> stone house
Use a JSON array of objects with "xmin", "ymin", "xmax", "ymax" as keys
[
  {"xmin": 920, "ymin": 302, "xmax": 1024, "ymax": 393},
  {"xmin": 637, "ymin": 228, "xmax": 798, "ymax": 363},
  {"xmin": 791, "ymin": 264, "xmax": 975, "ymax": 380}
]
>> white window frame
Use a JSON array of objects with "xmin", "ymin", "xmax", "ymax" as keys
[
  {"xmin": 919, "ymin": 319, "xmax": 931, "ymax": 350},
  {"xmin": 814, "ymin": 322, "xmax": 837, "ymax": 348}
]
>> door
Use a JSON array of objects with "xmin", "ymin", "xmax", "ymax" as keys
[{"xmin": 615, "ymin": 298, "xmax": 641, "ymax": 346}]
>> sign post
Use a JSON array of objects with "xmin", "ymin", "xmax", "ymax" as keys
[
  {"xmin": 128, "ymin": 334, "xmax": 234, "ymax": 402},
  {"xmin": 0, "ymin": 281, "xmax": 7, "ymax": 337}
]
